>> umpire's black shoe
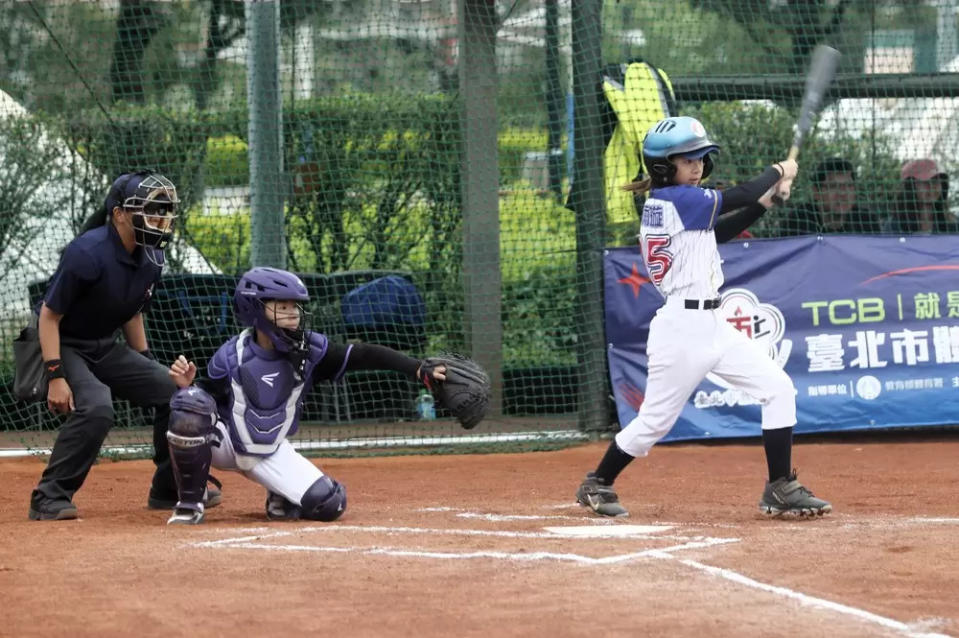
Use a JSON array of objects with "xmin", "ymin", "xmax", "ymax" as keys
[
  {"xmin": 28, "ymin": 498, "xmax": 79, "ymax": 521},
  {"xmin": 148, "ymin": 476, "xmax": 223, "ymax": 510}
]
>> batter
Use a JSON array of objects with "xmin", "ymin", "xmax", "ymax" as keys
[{"xmin": 576, "ymin": 116, "xmax": 832, "ymax": 519}]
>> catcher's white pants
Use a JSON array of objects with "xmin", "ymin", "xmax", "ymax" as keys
[
  {"xmin": 211, "ymin": 420, "xmax": 325, "ymax": 506},
  {"xmin": 615, "ymin": 296, "xmax": 796, "ymax": 458}
]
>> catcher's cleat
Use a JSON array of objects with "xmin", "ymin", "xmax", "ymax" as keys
[
  {"xmin": 149, "ymin": 476, "xmax": 222, "ymax": 510},
  {"xmin": 167, "ymin": 504, "xmax": 204, "ymax": 525},
  {"xmin": 265, "ymin": 491, "xmax": 302, "ymax": 521},
  {"xmin": 28, "ymin": 498, "xmax": 79, "ymax": 521},
  {"xmin": 759, "ymin": 470, "xmax": 832, "ymax": 518},
  {"xmin": 576, "ymin": 472, "xmax": 629, "ymax": 518}
]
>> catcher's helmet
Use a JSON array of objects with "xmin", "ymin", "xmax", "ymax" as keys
[
  {"xmin": 642, "ymin": 116, "xmax": 721, "ymax": 187},
  {"xmin": 234, "ymin": 267, "xmax": 311, "ymax": 353}
]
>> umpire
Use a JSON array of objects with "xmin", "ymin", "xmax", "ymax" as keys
[{"xmin": 28, "ymin": 171, "xmax": 220, "ymax": 520}]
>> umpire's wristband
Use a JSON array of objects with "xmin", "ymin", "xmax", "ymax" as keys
[
  {"xmin": 44, "ymin": 359, "xmax": 65, "ymax": 380},
  {"xmin": 139, "ymin": 349, "xmax": 156, "ymax": 361}
]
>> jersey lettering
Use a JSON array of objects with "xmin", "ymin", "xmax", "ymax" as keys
[{"xmin": 642, "ymin": 204, "xmax": 664, "ymax": 228}]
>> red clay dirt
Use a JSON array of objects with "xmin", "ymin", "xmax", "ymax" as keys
[{"xmin": 1, "ymin": 435, "xmax": 957, "ymax": 638}]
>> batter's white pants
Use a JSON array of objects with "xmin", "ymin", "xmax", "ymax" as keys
[
  {"xmin": 615, "ymin": 296, "xmax": 796, "ymax": 458},
  {"xmin": 211, "ymin": 420, "xmax": 325, "ymax": 506}
]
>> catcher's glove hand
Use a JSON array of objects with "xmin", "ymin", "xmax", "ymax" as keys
[{"xmin": 419, "ymin": 354, "xmax": 491, "ymax": 430}]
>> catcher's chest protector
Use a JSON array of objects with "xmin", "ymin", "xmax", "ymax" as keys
[{"xmin": 213, "ymin": 329, "xmax": 328, "ymax": 456}]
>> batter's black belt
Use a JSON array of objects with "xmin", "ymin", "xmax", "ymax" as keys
[{"xmin": 684, "ymin": 298, "xmax": 720, "ymax": 310}]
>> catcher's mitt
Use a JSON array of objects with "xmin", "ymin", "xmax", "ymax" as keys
[{"xmin": 420, "ymin": 354, "xmax": 491, "ymax": 430}]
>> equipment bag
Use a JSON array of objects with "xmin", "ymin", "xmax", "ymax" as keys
[{"xmin": 13, "ymin": 314, "xmax": 46, "ymax": 402}]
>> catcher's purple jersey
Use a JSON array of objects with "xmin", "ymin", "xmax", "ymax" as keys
[{"xmin": 208, "ymin": 329, "xmax": 345, "ymax": 456}]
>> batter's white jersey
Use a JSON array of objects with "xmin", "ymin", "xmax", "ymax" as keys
[
  {"xmin": 639, "ymin": 185, "xmax": 724, "ymax": 299},
  {"xmin": 616, "ymin": 183, "xmax": 798, "ymax": 459}
]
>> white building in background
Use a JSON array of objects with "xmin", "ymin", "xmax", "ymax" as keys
[{"xmin": 0, "ymin": 89, "xmax": 218, "ymax": 325}]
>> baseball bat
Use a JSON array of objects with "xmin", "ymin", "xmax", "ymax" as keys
[{"xmin": 771, "ymin": 44, "xmax": 841, "ymax": 205}]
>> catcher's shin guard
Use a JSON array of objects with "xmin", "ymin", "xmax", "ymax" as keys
[{"xmin": 166, "ymin": 388, "xmax": 216, "ymax": 510}]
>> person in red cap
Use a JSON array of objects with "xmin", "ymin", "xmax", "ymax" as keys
[{"xmin": 884, "ymin": 159, "xmax": 956, "ymax": 234}]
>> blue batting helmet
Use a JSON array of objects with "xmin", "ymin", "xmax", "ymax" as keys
[{"xmin": 642, "ymin": 116, "xmax": 721, "ymax": 186}]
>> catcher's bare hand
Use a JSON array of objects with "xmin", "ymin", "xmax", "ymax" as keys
[{"xmin": 169, "ymin": 354, "xmax": 197, "ymax": 389}]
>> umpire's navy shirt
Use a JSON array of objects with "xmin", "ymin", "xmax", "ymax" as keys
[{"xmin": 43, "ymin": 223, "xmax": 162, "ymax": 340}]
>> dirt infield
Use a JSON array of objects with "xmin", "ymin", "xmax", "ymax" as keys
[{"xmin": 1, "ymin": 435, "xmax": 957, "ymax": 638}]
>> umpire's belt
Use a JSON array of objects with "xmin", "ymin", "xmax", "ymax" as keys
[{"xmin": 684, "ymin": 298, "xmax": 720, "ymax": 310}]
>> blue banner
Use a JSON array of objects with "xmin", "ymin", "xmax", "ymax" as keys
[{"xmin": 605, "ymin": 235, "xmax": 959, "ymax": 441}]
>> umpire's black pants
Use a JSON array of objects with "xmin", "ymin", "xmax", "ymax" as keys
[{"xmin": 30, "ymin": 334, "xmax": 178, "ymax": 506}]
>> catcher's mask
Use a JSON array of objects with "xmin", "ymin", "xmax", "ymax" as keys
[
  {"xmin": 106, "ymin": 171, "xmax": 179, "ymax": 266},
  {"xmin": 234, "ymin": 267, "xmax": 312, "ymax": 355}
]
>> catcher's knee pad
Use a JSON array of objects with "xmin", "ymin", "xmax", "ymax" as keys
[
  {"xmin": 167, "ymin": 387, "xmax": 217, "ymax": 506},
  {"xmin": 168, "ymin": 387, "xmax": 216, "ymax": 447},
  {"xmin": 300, "ymin": 476, "xmax": 346, "ymax": 522}
]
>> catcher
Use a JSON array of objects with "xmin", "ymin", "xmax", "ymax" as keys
[{"xmin": 162, "ymin": 267, "xmax": 490, "ymax": 525}]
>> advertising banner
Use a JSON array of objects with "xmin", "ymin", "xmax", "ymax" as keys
[{"xmin": 605, "ymin": 236, "xmax": 959, "ymax": 441}]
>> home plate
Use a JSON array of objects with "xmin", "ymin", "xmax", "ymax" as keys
[{"xmin": 544, "ymin": 525, "xmax": 672, "ymax": 537}]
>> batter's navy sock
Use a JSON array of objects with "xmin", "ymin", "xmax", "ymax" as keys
[
  {"xmin": 762, "ymin": 426, "xmax": 793, "ymax": 482},
  {"xmin": 595, "ymin": 440, "xmax": 634, "ymax": 485}
]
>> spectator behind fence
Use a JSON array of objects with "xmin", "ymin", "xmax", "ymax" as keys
[
  {"xmin": 883, "ymin": 159, "xmax": 957, "ymax": 234},
  {"xmin": 776, "ymin": 157, "xmax": 879, "ymax": 236}
]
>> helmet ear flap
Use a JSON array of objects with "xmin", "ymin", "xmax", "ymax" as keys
[
  {"xmin": 702, "ymin": 154, "xmax": 715, "ymax": 179},
  {"xmin": 644, "ymin": 155, "xmax": 676, "ymax": 187}
]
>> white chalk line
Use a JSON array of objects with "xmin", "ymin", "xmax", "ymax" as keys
[
  {"xmin": 192, "ymin": 523, "xmax": 728, "ymax": 546},
  {"xmin": 193, "ymin": 536, "xmax": 738, "ymax": 565},
  {"xmin": 650, "ymin": 551, "xmax": 953, "ymax": 638},
  {"xmin": 190, "ymin": 512, "xmax": 954, "ymax": 637}
]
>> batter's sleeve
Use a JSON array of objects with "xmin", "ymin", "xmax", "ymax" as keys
[{"xmin": 670, "ymin": 186, "xmax": 722, "ymax": 230}]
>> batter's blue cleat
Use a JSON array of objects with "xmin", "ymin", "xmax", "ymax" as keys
[
  {"xmin": 576, "ymin": 472, "xmax": 629, "ymax": 518},
  {"xmin": 759, "ymin": 471, "xmax": 832, "ymax": 518}
]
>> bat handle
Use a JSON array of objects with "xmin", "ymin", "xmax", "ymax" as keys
[{"xmin": 770, "ymin": 145, "xmax": 800, "ymax": 205}]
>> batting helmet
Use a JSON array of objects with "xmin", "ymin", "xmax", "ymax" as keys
[
  {"xmin": 642, "ymin": 116, "xmax": 721, "ymax": 187},
  {"xmin": 234, "ymin": 267, "xmax": 311, "ymax": 353}
]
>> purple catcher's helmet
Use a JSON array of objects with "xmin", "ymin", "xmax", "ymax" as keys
[{"xmin": 234, "ymin": 267, "xmax": 310, "ymax": 353}]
